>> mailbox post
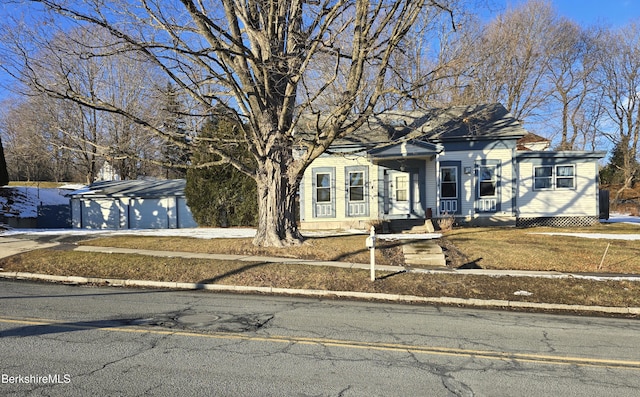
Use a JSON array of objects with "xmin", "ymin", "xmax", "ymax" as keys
[{"xmin": 365, "ymin": 226, "xmax": 376, "ymax": 281}]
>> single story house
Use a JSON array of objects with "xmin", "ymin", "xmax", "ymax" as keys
[
  {"xmin": 297, "ymin": 103, "xmax": 606, "ymax": 231},
  {"xmin": 69, "ymin": 179, "xmax": 198, "ymax": 229}
]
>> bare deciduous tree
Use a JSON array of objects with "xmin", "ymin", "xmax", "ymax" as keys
[
  {"xmin": 2, "ymin": 0, "xmax": 455, "ymax": 246},
  {"xmin": 1, "ymin": 22, "xmax": 169, "ymax": 182},
  {"xmin": 0, "ymin": 98, "xmax": 56, "ymax": 182},
  {"xmin": 595, "ymin": 21, "xmax": 640, "ymax": 191},
  {"xmin": 545, "ymin": 21, "xmax": 602, "ymax": 150},
  {"xmin": 451, "ymin": 0, "xmax": 559, "ymax": 121}
]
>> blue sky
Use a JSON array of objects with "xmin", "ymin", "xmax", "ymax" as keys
[
  {"xmin": 552, "ymin": 0, "xmax": 640, "ymax": 26},
  {"xmin": 501, "ymin": 0, "xmax": 640, "ymax": 27}
]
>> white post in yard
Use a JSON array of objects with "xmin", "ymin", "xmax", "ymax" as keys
[{"xmin": 365, "ymin": 226, "xmax": 376, "ymax": 281}]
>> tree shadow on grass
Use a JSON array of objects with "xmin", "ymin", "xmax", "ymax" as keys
[
  {"xmin": 375, "ymin": 270, "xmax": 407, "ymax": 281},
  {"xmin": 328, "ymin": 239, "xmax": 413, "ymax": 264},
  {"xmin": 458, "ymin": 258, "xmax": 483, "ymax": 269},
  {"xmin": 197, "ymin": 261, "xmax": 271, "ymax": 284}
]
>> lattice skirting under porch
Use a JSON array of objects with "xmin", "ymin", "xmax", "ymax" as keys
[{"xmin": 516, "ymin": 216, "xmax": 599, "ymax": 228}]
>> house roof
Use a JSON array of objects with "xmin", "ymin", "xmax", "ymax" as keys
[
  {"xmin": 69, "ymin": 179, "xmax": 187, "ymax": 199},
  {"xmin": 318, "ymin": 103, "xmax": 528, "ymax": 149},
  {"xmin": 517, "ymin": 132, "xmax": 550, "ymax": 151}
]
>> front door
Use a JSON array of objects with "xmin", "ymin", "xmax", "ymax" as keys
[{"xmin": 388, "ymin": 170, "xmax": 410, "ymax": 215}]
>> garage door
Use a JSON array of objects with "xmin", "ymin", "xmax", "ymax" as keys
[
  {"xmin": 129, "ymin": 198, "xmax": 169, "ymax": 229},
  {"xmin": 81, "ymin": 199, "xmax": 120, "ymax": 229}
]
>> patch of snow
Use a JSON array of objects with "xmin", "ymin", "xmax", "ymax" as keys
[
  {"xmin": 0, "ymin": 227, "xmax": 444, "ymax": 240},
  {"xmin": 0, "ymin": 227, "xmax": 257, "ymax": 239},
  {"xmin": 532, "ymin": 213, "xmax": 640, "ymax": 240},
  {"xmin": 59, "ymin": 183, "xmax": 87, "ymax": 190},
  {"xmin": 533, "ymin": 232, "xmax": 640, "ymax": 240},
  {"xmin": 0, "ymin": 187, "xmax": 73, "ymax": 218},
  {"xmin": 602, "ymin": 213, "xmax": 640, "ymax": 224}
]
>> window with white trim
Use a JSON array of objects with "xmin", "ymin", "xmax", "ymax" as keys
[
  {"xmin": 533, "ymin": 165, "xmax": 575, "ymax": 190},
  {"xmin": 478, "ymin": 165, "xmax": 497, "ymax": 197},
  {"xmin": 440, "ymin": 167, "xmax": 458, "ymax": 198},
  {"xmin": 346, "ymin": 166, "xmax": 369, "ymax": 217},
  {"xmin": 348, "ymin": 171, "xmax": 365, "ymax": 202},
  {"xmin": 312, "ymin": 167, "xmax": 335, "ymax": 218},
  {"xmin": 556, "ymin": 165, "xmax": 575, "ymax": 189},
  {"xmin": 534, "ymin": 166, "xmax": 553, "ymax": 190},
  {"xmin": 395, "ymin": 175, "xmax": 409, "ymax": 202},
  {"xmin": 316, "ymin": 172, "xmax": 332, "ymax": 202}
]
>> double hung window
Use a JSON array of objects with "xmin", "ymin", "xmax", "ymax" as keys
[
  {"xmin": 534, "ymin": 165, "xmax": 575, "ymax": 190},
  {"xmin": 478, "ymin": 166, "xmax": 497, "ymax": 197},
  {"xmin": 440, "ymin": 167, "xmax": 458, "ymax": 198},
  {"xmin": 348, "ymin": 171, "xmax": 365, "ymax": 202},
  {"xmin": 312, "ymin": 168, "xmax": 335, "ymax": 218}
]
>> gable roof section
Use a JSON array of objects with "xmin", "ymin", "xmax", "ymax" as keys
[
  {"xmin": 308, "ymin": 103, "xmax": 527, "ymax": 151},
  {"xmin": 69, "ymin": 179, "xmax": 187, "ymax": 199}
]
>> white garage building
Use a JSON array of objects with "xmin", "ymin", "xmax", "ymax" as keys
[{"xmin": 69, "ymin": 179, "xmax": 198, "ymax": 229}]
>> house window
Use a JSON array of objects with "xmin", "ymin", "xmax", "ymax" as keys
[
  {"xmin": 441, "ymin": 167, "xmax": 458, "ymax": 198},
  {"xmin": 475, "ymin": 161, "xmax": 500, "ymax": 213},
  {"xmin": 556, "ymin": 165, "xmax": 575, "ymax": 189},
  {"xmin": 349, "ymin": 171, "xmax": 365, "ymax": 202},
  {"xmin": 440, "ymin": 163, "xmax": 460, "ymax": 214},
  {"xmin": 478, "ymin": 166, "xmax": 497, "ymax": 197},
  {"xmin": 534, "ymin": 165, "xmax": 575, "ymax": 190},
  {"xmin": 316, "ymin": 173, "xmax": 332, "ymax": 202},
  {"xmin": 312, "ymin": 167, "xmax": 335, "ymax": 218},
  {"xmin": 534, "ymin": 166, "xmax": 553, "ymax": 190},
  {"xmin": 395, "ymin": 175, "xmax": 409, "ymax": 202},
  {"xmin": 346, "ymin": 166, "xmax": 369, "ymax": 217}
]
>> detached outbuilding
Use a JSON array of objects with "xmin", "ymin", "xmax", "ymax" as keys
[{"xmin": 69, "ymin": 179, "xmax": 198, "ymax": 229}]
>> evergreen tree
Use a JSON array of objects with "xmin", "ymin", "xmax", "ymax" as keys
[
  {"xmin": 600, "ymin": 142, "xmax": 639, "ymax": 186},
  {"xmin": 185, "ymin": 117, "xmax": 257, "ymax": 227},
  {"xmin": 161, "ymin": 83, "xmax": 190, "ymax": 179}
]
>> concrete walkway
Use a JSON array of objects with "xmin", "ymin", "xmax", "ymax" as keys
[
  {"xmin": 0, "ymin": 237, "xmax": 60, "ymax": 259},
  {"xmin": 73, "ymin": 245, "xmax": 640, "ymax": 282}
]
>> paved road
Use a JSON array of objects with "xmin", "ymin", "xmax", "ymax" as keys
[{"xmin": 1, "ymin": 280, "xmax": 640, "ymax": 396}]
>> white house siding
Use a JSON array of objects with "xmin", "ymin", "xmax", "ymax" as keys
[
  {"xmin": 436, "ymin": 146, "xmax": 516, "ymax": 222},
  {"xmin": 301, "ymin": 154, "xmax": 379, "ymax": 230},
  {"xmin": 517, "ymin": 161, "xmax": 599, "ymax": 218}
]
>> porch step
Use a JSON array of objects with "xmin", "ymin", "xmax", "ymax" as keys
[
  {"xmin": 388, "ymin": 219, "xmax": 436, "ymax": 233},
  {"xmin": 402, "ymin": 240, "xmax": 447, "ymax": 268},
  {"xmin": 406, "ymin": 219, "xmax": 436, "ymax": 234}
]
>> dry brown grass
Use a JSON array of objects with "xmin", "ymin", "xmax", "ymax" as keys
[
  {"xmin": 79, "ymin": 234, "xmax": 405, "ymax": 266},
  {"xmin": 8, "ymin": 181, "xmax": 68, "ymax": 188},
  {"xmin": 443, "ymin": 223, "xmax": 640, "ymax": 274},
  {"xmin": 2, "ymin": 249, "xmax": 639, "ymax": 309},
  {"xmin": 2, "ymin": 224, "xmax": 640, "ymax": 312}
]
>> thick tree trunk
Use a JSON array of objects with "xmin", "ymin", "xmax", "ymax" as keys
[{"xmin": 252, "ymin": 157, "xmax": 303, "ymax": 247}]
